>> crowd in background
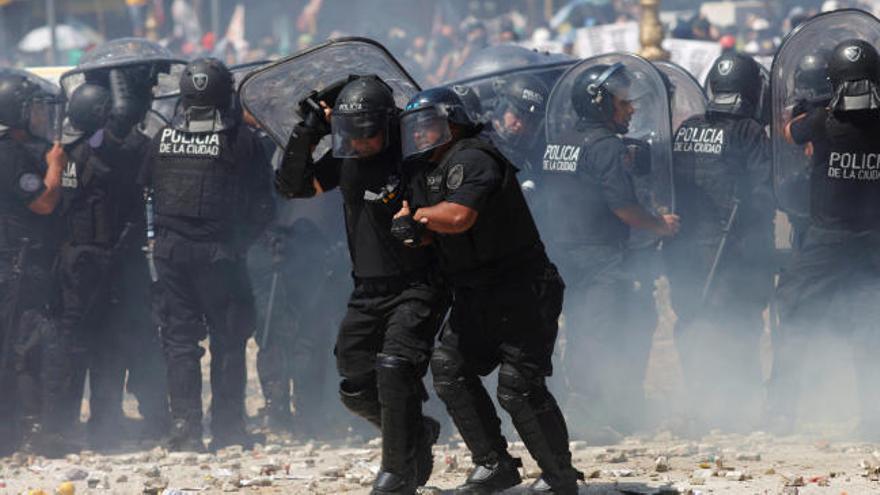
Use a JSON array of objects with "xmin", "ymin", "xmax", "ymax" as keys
[{"xmin": 2, "ymin": 0, "xmax": 880, "ymax": 80}]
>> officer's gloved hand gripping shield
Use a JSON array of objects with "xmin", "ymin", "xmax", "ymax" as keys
[
  {"xmin": 59, "ymin": 38, "xmax": 186, "ymax": 141},
  {"xmin": 239, "ymin": 37, "xmax": 420, "ymax": 148},
  {"xmin": 544, "ymin": 53, "xmax": 675, "ymax": 247},
  {"xmin": 771, "ymin": 9, "xmax": 880, "ymax": 219}
]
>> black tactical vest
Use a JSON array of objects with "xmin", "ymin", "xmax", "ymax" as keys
[
  {"xmin": 59, "ymin": 142, "xmax": 116, "ymax": 245},
  {"xmin": 419, "ymin": 138, "xmax": 545, "ymax": 286},
  {"xmin": 672, "ymin": 115, "xmax": 748, "ymax": 238},
  {"xmin": 152, "ymin": 126, "xmax": 242, "ymax": 222},
  {"xmin": 539, "ymin": 125, "xmax": 629, "ymax": 247},
  {"xmin": 811, "ymin": 111, "xmax": 880, "ymax": 231}
]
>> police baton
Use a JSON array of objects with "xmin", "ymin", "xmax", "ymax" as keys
[{"xmin": 701, "ymin": 199, "xmax": 740, "ymax": 304}]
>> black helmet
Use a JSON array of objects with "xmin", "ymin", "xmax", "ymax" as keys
[
  {"xmin": 450, "ymin": 84, "xmax": 485, "ymax": 124},
  {"xmin": 67, "ymin": 83, "xmax": 112, "ymax": 135},
  {"xmin": 827, "ymin": 39, "xmax": 880, "ymax": 112},
  {"xmin": 179, "ymin": 57, "xmax": 234, "ymax": 109},
  {"xmin": 331, "ymin": 75, "xmax": 397, "ymax": 158},
  {"xmin": 492, "ymin": 73, "xmax": 548, "ymax": 145},
  {"xmin": 400, "ymin": 86, "xmax": 475, "ymax": 160},
  {"xmin": 0, "ymin": 74, "xmax": 39, "ymax": 131},
  {"xmin": 706, "ymin": 52, "xmax": 763, "ymax": 118},
  {"xmin": 794, "ymin": 51, "xmax": 832, "ymax": 103},
  {"xmin": 571, "ymin": 62, "xmax": 632, "ymax": 131}
]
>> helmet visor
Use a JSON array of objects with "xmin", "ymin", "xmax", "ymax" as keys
[
  {"xmin": 401, "ymin": 107, "xmax": 453, "ymax": 160},
  {"xmin": 28, "ymin": 93, "xmax": 64, "ymax": 143},
  {"xmin": 331, "ymin": 111, "xmax": 390, "ymax": 158}
]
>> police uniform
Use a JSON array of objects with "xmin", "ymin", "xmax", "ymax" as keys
[
  {"xmin": 663, "ymin": 111, "xmax": 775, "ymax": 430},
  {"xmin": 539, "ymin": 121, "xmax": 648, "ymax": 438},
  {"xmin": 767, "ymin": 106, "xmax": 880, "ymax": 434},
  {"xmin": 411, "ymin": 137, "xmax": 582, "ymax": 494},
  {"xmin": 0, "ymin": 135, "xmax": 58, "ymax": 452},
  {"xmin": 54, "ymin": 127, "xmax": 165, "ymax": 447},
  {"xmin": 140, "ymin": 121, "xmax": 275, "ymax": 448}
]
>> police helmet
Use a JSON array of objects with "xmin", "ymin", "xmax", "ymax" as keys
[
  {"xmin": 450, "ymin": 84, "xmax": 485, "ymax": 124},
  {"xmin": 330, "ymin": 75, "xmax": 397, "ymax": 159},
  {"xmin": 67, "ymin": 84, "xmax": 112, "ymax": 135},
  {"xmin": 400, "ymin": 86, "xmax": 475, "ymax": 160},
  {"xmin": 492, "ymin": 73, "xmax": 548, "ymax": 144},
  {"xmin": 179, "ymin": 57, "xmax": 235, "ymax": 109},
  {"xmin": 0, "ymin": 74, "xmax": 39, "ymax": 131},
  {"xmin": 571, "ymin": 63, "xmax": 633, "ymax": 130},
  {"xmin": 705, "ymin": 52, "xmax": 763, "ymax": 118},
  {"xmin": 827, "ymin": 39, "xmax": 880, "ymax": 112},
  {"xmin": 794, "ymin": 51, "xmax": 832, "ymax": 101}
]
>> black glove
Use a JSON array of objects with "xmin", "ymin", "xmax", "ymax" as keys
[
  {"xmin": 391, "ymin": 215, "xmax": 425, "ymax": 247},
  {"xmin": 297, "ymin": 75, "xmax": 356, "ymax": 136},
  {"xmin": 622, "ymin": 137, "xmax": 652, "ymax": 177},
  {"xmin": 106, "ymin": 69, "xmax": 144, "ymax": 138}
]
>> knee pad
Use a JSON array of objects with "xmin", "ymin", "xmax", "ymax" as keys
[
  {"xmin": 430, "ymin": 346, "xmax": 468, "ymax": 401},
  {"xmin": 497, "ymin": 363, "xmax": 551, "ymax": 414},
  {"xmin": 339, "ymin": 372, "xmax": 380, "ymax": 424}
]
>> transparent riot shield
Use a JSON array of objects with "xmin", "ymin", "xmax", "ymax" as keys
[
  {"xmin": 59, "ymin": 38, "xmax": 186, "ymax": 99},
  {"xmin": 654, "ymin": 60, "xmax": 707, "ymax": 132},
  {"xmin": 771, "ymin": 9, "xmax": 880, "ymax": 218},
  {"xmin": 239, "ymin": 37, "xmax": 420, "ymax": 147},
  {"xmin": 0, "ymin": 68, "xmax": 64, "ymax": 142},
  {"xmin": 444, "ymin": 55, "xmax": 576, "ymax": 181},
  {"xmin": 545, "ymin": 52, "xmax": 675, "ymax": 248}
]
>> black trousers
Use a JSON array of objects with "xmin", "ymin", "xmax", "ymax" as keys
[
  {"xmin": 153, "ymin": 238, "xmax": 256, "ymax": 436},
  {"xmin": 768, "ymin": 226, "xmax": 880, "ymax": 423},
  {"xmin": 335, "ymin": 279, "xmax": 447, "ymax": 390},
  {"xmin": 0, "ymin": 247, "xmax": 58, "ymax": 445}
]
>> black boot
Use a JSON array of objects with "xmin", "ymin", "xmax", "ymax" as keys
[
  {"xmin": 497, "ymin": 366, "xmax": 582, "ymax": 495},
  {"xmin": 167, "ymin": 419, "xmax": 205, "ymax": 452},
  {"xmin": 372, "ymin": 354, "xmax": 425, "ymax": 494},
  {"xmin": 416, "ymin": 416, "xmax": 441, "ymax": 487},
  {"xmin": 455, "ymin": 454, "xmax": 523, "ymax": 494}
]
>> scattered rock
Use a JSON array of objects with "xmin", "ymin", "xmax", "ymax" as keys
[
  {"xmin": 320, "ymin": 465, "xmax": 345, "ymax": 478},
  {"xmin": 691, "ymin": 469, "xmax": 714, "ymax": 479},
  {"xmin": 735, "ymin": 452, "xmax": 762, "ymax": 461},
  {"xmin": 64, "ymin": 467, "xmax": 89, "ymax": 481},
  {"xmin": 142, "ymin": 477, "xmax": 169, "ymax": 494},
  {"xmin": 444, "ymin": 454, "xmax": 458, "ymax": 474},
  {"xmin": 116, "ymin": 474, "xmax": 129, "ymax": 483},
  {"xmin": 603, "ymin": 469, "xmax": 634, "ymax": 477},
  {"xmin": 569, "ymin": 441, "xmax": 588, "ymax": 451},
  {"xmin": 655, "ymin": 456, "xmax": 670, "ymax": 473},
  {"xmin": 725, "ymin": 470, "xmax": 747, "ymax": 481}
]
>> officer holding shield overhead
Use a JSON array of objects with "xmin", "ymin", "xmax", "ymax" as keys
[
  {"xmin": 663, "ymin": 52, "xmax": 776, "ymax": 434},
  {"xmin": 140, "ymin": 57, "xmax": 275, "ymax": 452},
  {"xmin": 274, "ymin": 74, "xmax": 447, "ymax": 495},
  {"xmin": 0, "ymin": 73, "xmax": 66, "ymax": 454},
  {"xmin": 767, "ymin": 39, "xmax": 880, "ymax": 438}
]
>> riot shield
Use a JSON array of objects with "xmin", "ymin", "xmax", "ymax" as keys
[
  {"xmin": 59, "ymin": 38, "xmax": 186, "ymax": 99},
  {"xmin": 654, "ymin": 60, "xmax": 707, "ymax": 132},
  {"xmin": 239, "ymin": 37, "xmax": 420, "ymax": 147},
  {"xmin": 545, "ymin": 53, "xmax": 675, "ymax": 248},
  {"xmin": 445, "ymin": 58, "xmax": 576, "ymax": 180},
  {"xmin": 447, "ymin": 43, "xmax": 573, "ymax": 83},
  {"xmin": 771, "ymin": 9, "xmax": 880, "ymax": 218}
]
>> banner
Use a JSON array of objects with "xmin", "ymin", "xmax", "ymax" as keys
[
  {"xmin": 663, "ymin": 38, "xmax": 721, "ymax": 83},
  {"xmin": 574, "ymin": 22, "xmax": 640, "ymax": 57}
]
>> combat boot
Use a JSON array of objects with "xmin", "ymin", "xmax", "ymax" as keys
[
  {"xmin": 454, "ymin": 454, "xmax": 523, "ymax": 494},
  {"xmin": 415, "ymin": 416, "xmax": 441, "ymax": 486},
  {"xmin": 527, "ymin": 472, "xmax": 584, "ymax": 494},
  {"xmin": 166, "ymin": 419, "xmax": 205, "ymax": 452}
]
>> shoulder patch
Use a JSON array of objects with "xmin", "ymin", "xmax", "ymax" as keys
[
  {"xmin": 446, "ymin": 163, "xmax": 464, "ymax": 190},
  {"xmin": 18, "ymin": 173, "xmax": 42, "ymax": 193}
]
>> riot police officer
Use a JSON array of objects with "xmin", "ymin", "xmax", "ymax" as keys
[
  {"xmin": 767, "ymin": 39, "xmax": 880, "ymax": 438},
  {"xmin": 540, "ymin": 62, "xmax": 679, "ymax": 442},
  {"xmin": 664, "ymin": 52, "xmax": 775, "ymax": 434},
  {"xmin": 140, "ymin": 58, "xmax": 275, "ymax": 451},
  {"xmin": 0, "ymin": 73, "xmax": 66, "ymax": 454},
  {"xmin": 52, "ymin": 74, "xmax": 161, "ymax": 450},
  {"xmin": 489, "ymin": 73, "xmax": 549, "ymax": 189},
  {"xmin": 394, "ymin": 87, "xmax": 583, "ymax": 494},
  {"xmin": 274, "ymin": 75, "xmax": 447, "ymax": 494}
]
